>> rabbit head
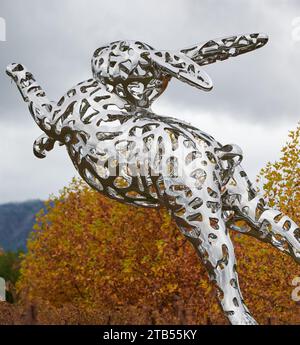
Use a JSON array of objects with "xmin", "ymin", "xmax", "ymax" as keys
[{"xmin": 91, "ymin": 34, "xmax": 268, "ymax": 108}]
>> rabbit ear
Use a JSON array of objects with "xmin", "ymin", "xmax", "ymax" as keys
[
  {"xmin": 180, "ymin": 33, "xmax": 268, "ymax": 66},
  {"xmin": 142, "ymin": 50, "xmax": 213, "ymax": 91}
]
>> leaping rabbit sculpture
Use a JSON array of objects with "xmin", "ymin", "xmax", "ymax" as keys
[{"xmin": 6, "ymin": 33, "xmax": 300, "ymax": 325}]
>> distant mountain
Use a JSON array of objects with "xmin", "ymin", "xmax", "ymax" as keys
[{"xmin": 0, "ymin": 200, "xmax": 45, "ymax": 251}]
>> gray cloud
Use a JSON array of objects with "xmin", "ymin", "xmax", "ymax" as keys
[{"xmin": 0, "ymin": 0, "xmax": 300, "ymax": 202}]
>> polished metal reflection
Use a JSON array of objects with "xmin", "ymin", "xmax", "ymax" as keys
[{"xmin": 6, "ymin": 33, "xmax": 300, "ymax": 325}]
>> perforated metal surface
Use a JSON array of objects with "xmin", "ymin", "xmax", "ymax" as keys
[{"xmin": 7, "ymin": 33, "xmax": 300, "ymax": 325}]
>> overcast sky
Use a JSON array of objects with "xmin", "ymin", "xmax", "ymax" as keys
[{"xmin": 0, "ymin": 0, "xmax": 300, "ymax": 203}]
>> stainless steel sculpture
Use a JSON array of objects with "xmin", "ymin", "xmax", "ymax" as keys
[{"xmin": 6, "ymin": 33, "xmax": 300, "ymax": 325}]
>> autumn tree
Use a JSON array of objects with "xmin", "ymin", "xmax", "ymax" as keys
[
  {"xmin": 260, "ymin": 123, "xmax": 300, "ymax": 222},
  {"xmin": 0, "ymin": 250, "xmax": 23, "ymax": 303},
  {"xmin": 17, "ymin": 178, "xmax": 220, "ymax": 324}
]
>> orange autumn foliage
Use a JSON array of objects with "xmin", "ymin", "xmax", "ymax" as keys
[
  {"xmin": 17, "ymin": 173, "xmax": 299, "ymax": 324},
  {"xmin": 260, "ymin": 124, "xmax": 300, "ymax": 219}
]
